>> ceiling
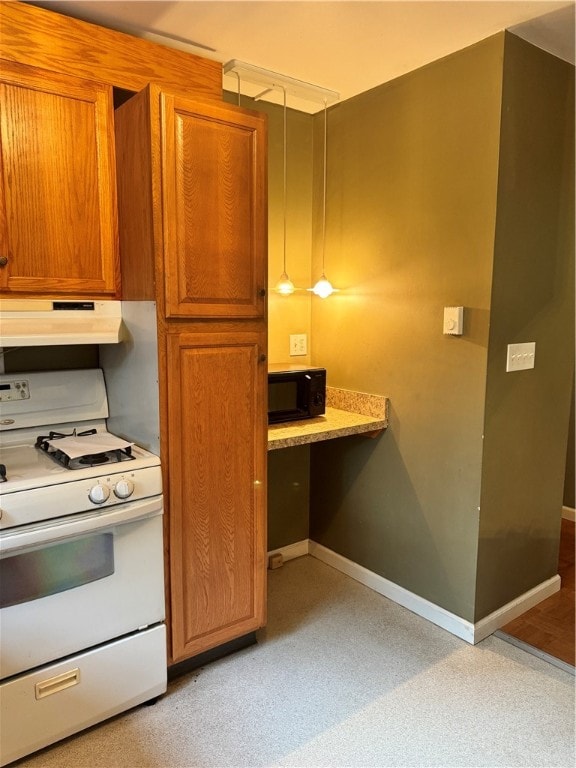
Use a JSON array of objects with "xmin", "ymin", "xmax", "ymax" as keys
[{"xmin": 30, "ymin": 1, "xmax": 575, "ymax": 112}]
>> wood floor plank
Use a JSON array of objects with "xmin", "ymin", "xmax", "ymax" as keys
[{"xmin": 501, "ymin": 519, "xmax": 575, "ymax": 667}]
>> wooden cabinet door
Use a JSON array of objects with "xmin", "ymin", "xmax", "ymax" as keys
[
  {"xmin": 0, "ymin": 61, "xmax": 119, "ymax": 297},
  {"xmin": 166, "ymin": 330, "xmax": 267, "ymax": 661},
  {"xmin": 161, "ymin": 93, "xmax": 267, "ymax": 318}
]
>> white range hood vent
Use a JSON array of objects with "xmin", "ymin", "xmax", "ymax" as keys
[{"xmin": 0, "ymin": 300, "xmax": 124, "ymax": 347}]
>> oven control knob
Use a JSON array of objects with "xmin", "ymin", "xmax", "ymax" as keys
[
  {"xmin": 88, "ymin": 483, "xmax": 111, "ymax": 505},
  {"xmin": 114, "ymin": 479, "xmax": 134, "ymax": 499}
]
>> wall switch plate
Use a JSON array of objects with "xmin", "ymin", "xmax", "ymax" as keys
[
  {"xmin": 443, "ymin": 306, "xmax": 464, "ymax": 335},
  {"xmin": 290, "ymin": 333, "xmax": 307, "ymax": 356},
  {"xmin": 506, "ymin": 342, "xmax": 536, "ymax": 372}
]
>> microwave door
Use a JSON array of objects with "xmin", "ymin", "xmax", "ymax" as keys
[
  {"xmin": 268, "ymin": 367, "xmax": 326, "ymax": 424},
  {"xmin": 268, "ymin": 376, "xmax": 302, "ymax": 423}
]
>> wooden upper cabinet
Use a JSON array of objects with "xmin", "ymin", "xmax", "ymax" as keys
[
  {"xmin": 162, "ymin": 93, "xmax": 267, "ymax": 318},
  {"xmin": 115, "ymin": 86, "xmax": 267, "ymax": 317},
  {"xmin": 0, "ymin": 60, "xmax": 120, "ymax": 298}
]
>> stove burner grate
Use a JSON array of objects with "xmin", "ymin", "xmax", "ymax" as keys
[
  {"xmin": 35, "ymin": 428, "xmax": 98, "ymax": 449},
  {"xmin": 35, "ymin": 429, "xmax": 134, "ymax": 470}
]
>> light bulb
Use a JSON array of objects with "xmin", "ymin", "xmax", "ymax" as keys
[
  {"xmin": 311, "ymin": 276, "xmax": 335, "ymax": 299},
  {"xmin": 275, "ymin": 272, "xmax": 295, "ymax": 295}
]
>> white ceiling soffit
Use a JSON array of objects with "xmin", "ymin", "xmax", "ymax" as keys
[{"xmin": 29, "ymin": 1, "xmax": 575, "ymax": 113}]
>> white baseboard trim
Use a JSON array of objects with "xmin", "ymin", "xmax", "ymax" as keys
[
  {"xmin": 308, "ymin": 541, "xmax": 476, "ymax": 643},
  {"xmin": 307, "ymin": 541, "xmax": 561, "ymax": 645},
  {"xmin": 473, "ymin": 574, "xmax": 561, "ymax": 643},
  {"xmin": 562, "ymin": 506, "xmax": 575, "ymax": 522},
  {"xmin": 267, "ymin": 539, "xmax": 310, "ymax": 563}
]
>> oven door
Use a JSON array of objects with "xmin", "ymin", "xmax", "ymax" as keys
[{"xmin": 0, "ymin": 497, "xmax": 165, "ymax": 680}]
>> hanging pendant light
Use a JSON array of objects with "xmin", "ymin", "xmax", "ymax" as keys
[
  {"xmin": 223, "ymin": 62, "xmax": 340, "ymax": 299},
  {"xmin": 311, "ymin": 99, "xmax": 336, "ymax": 299},
  {"xmin": 274, "ymin": 87, "xmax": 295, "ymax": 296}
]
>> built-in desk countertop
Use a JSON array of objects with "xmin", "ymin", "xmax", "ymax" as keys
[{"xmin": 267, "ymin": 387, "xmax": 388, "ymax": 451}]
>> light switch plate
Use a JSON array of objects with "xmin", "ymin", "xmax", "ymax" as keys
[{"xmin": 506, "ymin": 342, "xmax": 536, "ymax": 372}]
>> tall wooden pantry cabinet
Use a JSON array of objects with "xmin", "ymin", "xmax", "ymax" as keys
[{"xmin": 115, "ymin": 85, "xmax": 268, "ymax": 664}]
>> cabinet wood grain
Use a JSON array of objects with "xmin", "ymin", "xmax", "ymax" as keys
[
  {"xmin": 0, "ymin": 0, "xmax": 222, "ymax": 100},
  {"xmin": 167, "ymin": 331, "xmax": 267, "ymax": 661},
  {"xmin": 115, "ymin": 88, "xmax": 268, "ymax": 664},
  {"xmin": 162, "ymin": 93, "xmax": 267, "ymax": 318},
  {"xmin": 116, "ymin": 86, "xmax": 268, "ymax": 319},
  {"xmin": 0, "ymin": 60, "xmax": 120, "ymax": 297}
]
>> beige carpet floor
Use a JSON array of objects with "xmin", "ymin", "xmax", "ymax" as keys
[{"xmin": 12, "ymin": 555, "xmax": 576, "ymax": 768}]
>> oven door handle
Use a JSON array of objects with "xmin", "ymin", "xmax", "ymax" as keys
[{"xmin": 0, "ymin": 496, "xmax": 163, "ymax": 555}]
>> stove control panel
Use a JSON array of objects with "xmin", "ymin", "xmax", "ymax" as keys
[
  {"xmin": 0, "ymin": 379, "xmax": 30, "ymax": 402},
  {"xmin": 88, "ymin": 477, "xmax": 136, "ymax": 505},
  {"xmin": 1, "ymin": 466, "xmax": 162, "ymax": 530}
]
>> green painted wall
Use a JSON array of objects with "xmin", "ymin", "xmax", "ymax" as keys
[
  {"xmin": 268, "ymin": 446, "xmax": 310, "ymax": 551},
  {"xmin": 309, "ymin": 35, "xmax": 505, "ymax": 622},
  {"xmin": 475, "ymin": 34, "xmax": 575, "ymax": 619},
  {"xmin": 231, "ymin": 35, "xmax": 574, "ymax": 624}
]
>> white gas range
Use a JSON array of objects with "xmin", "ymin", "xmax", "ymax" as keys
[{"xmin": 0, "ymin": 369, "xmax": 167, "ymax": 766}]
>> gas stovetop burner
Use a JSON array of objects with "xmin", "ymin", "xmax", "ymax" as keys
[
  {"xmin": 78, "ymin": 454, "xmax": 111, "ymax": 466},
  {"xmin": 35, "ymin": 428, "xmax": 134, "ymax": 470}
]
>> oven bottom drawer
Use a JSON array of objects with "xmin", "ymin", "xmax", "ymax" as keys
[{"xmin": 0, "ymin": 624, "xmax": 167, "ymax": 767}]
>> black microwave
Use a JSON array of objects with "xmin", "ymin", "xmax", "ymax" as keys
[{"xmin": 268, "ymin": 365, "xmax": 326, "ymax": 424}]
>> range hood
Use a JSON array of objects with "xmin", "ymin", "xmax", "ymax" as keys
[{"xmin": 0, "ymin": 300, "xmax": 124, "ymax": 346}]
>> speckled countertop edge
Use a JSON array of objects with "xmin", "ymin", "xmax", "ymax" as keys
[{"xmin": 267, "ymin": 404, "xmax": 388, "ymax": 451}]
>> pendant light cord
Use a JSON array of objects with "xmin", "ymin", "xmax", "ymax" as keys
[
  {"xmin": 232, "ymin": 71, "xmax": 241, "ymax": 106},
  {"xmin": 274, "ymin": 86, "xmax": 295, "ymax": 295},
  {"xmin": 321, "ymin": 98, "xmax": 327, "ymax": 275},
  {"xmin": 312, "ymin": 97, "xmax": 335, "ymax": 298},
  {"xmin": 282, "ymin": 87, "xmax": 287, "ymax": 275}
]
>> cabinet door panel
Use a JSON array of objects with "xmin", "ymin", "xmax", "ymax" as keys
[
  {"xmin": 167, "ymin": 331, "xmax": 267, "ymax": 661},
  {"xmin": 0, "ymin": 61, "xmax": 119, "ymax": 297},
  {"xmin": 162, "ymin": 94, "xmax": 267, "ymax": 318}
]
